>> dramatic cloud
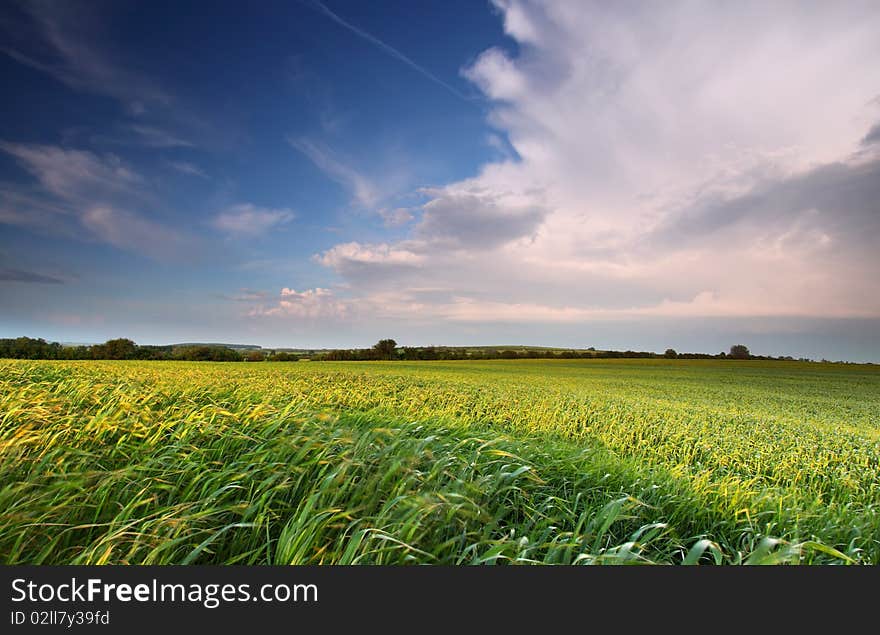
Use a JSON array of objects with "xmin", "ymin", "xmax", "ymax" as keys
[
  {"xmin": 212, "ymin": 204, "xmax": 295, "ymax": 237},
  {"xmin": 300, "ymin": 0, "xmax": 880, "ymax": 325},
  {"xmin": 863, "ymin": 122, "xmax": 880, "ymax": 146},
  {"xmin": 416, "ymin": 187, "xmax": 547, "ymax": 248}
]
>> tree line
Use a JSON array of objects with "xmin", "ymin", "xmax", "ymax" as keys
[
  {"xmin": 312, "ymin": 341, "xmax": 797, "ymax": 361},
  {"xmin": 0, "ymin": 337, "xmax": 244, "ymax": 361},
  {"xmin": 1, "ymin": 336, "xmax": 828, "ymax": 363}
]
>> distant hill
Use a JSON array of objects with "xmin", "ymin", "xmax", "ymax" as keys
[
  {"xmin": 58, "ymin": 342, "xmax": 589, "ymax": 353},
  {"xmin": 454, "ymin": 345, "xmax": 595, "ymax": 352},
  {"xmin": 381, "ymin": 344, "xmax": 600, "ymax": 354},
  {"xmin": 171, "ymin": 342, "xmax": 262, "ymax": 350},
  {"xmin": 271, "ymin": 348, "xmax": 331, "ymax": 354}
]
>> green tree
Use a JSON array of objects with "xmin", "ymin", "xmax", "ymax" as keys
[
  {"xmin": 729, "ymin": 344, "xmax": 750, "ymax": 359},
  {"xmin": 100, "ymin": 338, "xmax": 138, "ymax": 360},
  {"xmin": 172, "ymin": 345, "xmax": 242, "ymax": 361},
  {"xmin": 373, "ymin": 339, "xmax": 397, "ymax": 360},
  {"xmin": 664, "ymin": 348, "xmax": 678, "ymax": 359},
  {"xmin": 0, "ymin": 336, "xmax": 59, "ymax": 359}
]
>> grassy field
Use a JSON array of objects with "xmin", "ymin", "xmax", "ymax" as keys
[{"xmin": 1, "ymin": 358, "xmax": 878, "ymax": 564}]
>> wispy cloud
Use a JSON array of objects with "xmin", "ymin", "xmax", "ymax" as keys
[
  {"xmin": 2, "ymin": 1, "xmax": 170, "ymax": 112},
  {"xmin": 128, "ymin": 125, "xmax": 192, "ymax": 148},
  {"xmin": 81, "ymin": 206, "xmax": 187, "ymax": 260},
  {"xmin": 0, "ymin": 267, "xmax": 65, "ymax": 284},
  {"xmin": 213, "ymin": 203, "xmax": 295, "ymax": 237},
  {"xmin": 220, "ymin": 288, "xmax": 269, "ymax": 302},
  {"xmin": 0, "ymin": 142, "xmax": 140, "ymax": 202},
  {"xmin": 379, "ymin": 207, "xmax": 415, "ymax": 227},
  {"xmin": 0, "ymin": 141, "xmax": 190, "ymax": 259},
  {"xmin": 166, "ymin": 161, "xmax": 209, "ymax": 179},
  {"xmin": 0, "ymin": 185, "xmax": 79, "ymax": 236},
  {"xmin": 289, "ymin": 137, "xmax": 379, "ymax": 207},
  {"xmin": 302, "ymin": 0, "xmax": 472, "ymax": 102}
]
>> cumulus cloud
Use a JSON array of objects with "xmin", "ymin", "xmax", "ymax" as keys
[
  {"xmin": 301, "ymin": 0, "xmax": 880, "ymax": 325},
  {"xmin": 416, "ymin": 186, "xmax": 547, "ymax": 248},
  {"xmin": 317, "ymin": 242, "xmax": 424, "ymax": 270},
  {"xmin": 249, "ymin": 287, "xmax": 350, "ymax": 320},
  {"xmin": 212, "ymin": 204, "xmax": 295, "ymax": 236}
]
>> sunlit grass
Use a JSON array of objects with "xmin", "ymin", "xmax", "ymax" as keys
[{"xmin": 1, "ymin": 359, "xmax": 877, "ymax": 564}]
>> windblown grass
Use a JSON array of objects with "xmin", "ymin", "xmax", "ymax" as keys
[{"xmin": 1, "ymin": 359, "xmax": 877, "ymax": 564}]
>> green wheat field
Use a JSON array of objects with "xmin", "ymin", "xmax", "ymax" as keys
[{"xmin": 1, "ymin": 358, "xmax": 878, "ymax": 564}]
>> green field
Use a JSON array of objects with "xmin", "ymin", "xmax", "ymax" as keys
[{"xmin": 1, "ymin": 358, "xmax": 878, "ymax": 564}]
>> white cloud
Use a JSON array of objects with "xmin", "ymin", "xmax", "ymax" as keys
[
  {"xmin": 317, "ymin": 242, "xmax": 424, "ymax": 269},
  {"xmin": 282, "ymin": 287, "xmax": 331, "ymax": 297},
  {"xmin": 213, "ymin": 204, "xmax": 295, "ymax": 237},
  {"xmin": 250, "ymin": 287, "xmax": 350, "ymax": 320},
  {"xmin": 304, "ymin": 0, "xmax": 880, "ymax": 325},
  {"xmin": 416, "ymin": 186, "xmax": 547, "ymax": 248}
]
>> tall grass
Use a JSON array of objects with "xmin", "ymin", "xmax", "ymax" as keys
[{"xmin": 1, "ymin": 359, "xmax": 876, "ymax": 564}]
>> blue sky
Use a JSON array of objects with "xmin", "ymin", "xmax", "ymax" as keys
[{"xmin": 1, "ymin": 1, "xmax": 879, "ymax": 361}]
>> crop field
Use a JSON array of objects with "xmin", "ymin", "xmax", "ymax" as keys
[{"xmin": 1, "ymin": 358, "xmax": 878, "ymax": 564}]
